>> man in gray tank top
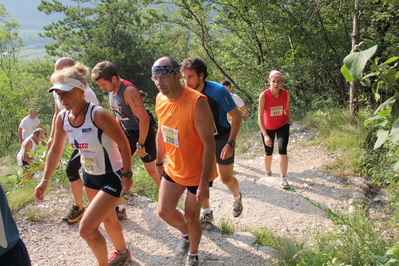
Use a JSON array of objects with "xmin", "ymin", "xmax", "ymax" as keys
[{"xmin": 91, "ymin": 62, "xmax": 159, "ymax": 217}]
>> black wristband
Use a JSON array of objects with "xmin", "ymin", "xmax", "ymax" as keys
[{"xmin": 156, "ymin": 162, "xmax": 164, "ymax": 166}]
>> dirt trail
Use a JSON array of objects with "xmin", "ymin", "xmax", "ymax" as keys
[{"xmin": 17, "ymin": 122, "xmax": 353, "ymax": 266}]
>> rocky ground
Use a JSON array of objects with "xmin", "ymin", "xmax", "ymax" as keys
[{"xmin": 15, "ymin": 122, "xmax": 364, "ymax": 265}]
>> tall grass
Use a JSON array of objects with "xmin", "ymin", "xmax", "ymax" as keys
[
  {"xmin": 247, "ymin": 202, "xmax": 399, "ymax": 265},
  {"xmin": 218, "ymin": 218, "xmax": 236, "ymax": 235},
  {"xmin": 130, "ymin": 160, "xmax": 159, "ymax": 202},
  {"xmin": 303, "ymin": 108, "xmax": 373, "ymax": 177}
]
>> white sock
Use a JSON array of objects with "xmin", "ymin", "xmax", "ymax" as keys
[
  {"xmin": 202, "ymin": 208, "xmax": 211, "ymax": 214},
  {"xmin": 118, "ymin": 248, "xmax": 128, "ymax": 254},
  {"xmin": 233, "ymin": 195, "xmax": 241, "ymax": 201},
  {"xmin": 117, "ymin": 205, "xmax": 125, "ymax": 210}
]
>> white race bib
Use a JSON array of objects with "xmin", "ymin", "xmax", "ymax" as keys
[
  {"xmin": 82, "ymin": 156, "xmax": 100, "ymax": 174},
  {"xmin": 162, "ymin": 125, "xmax": 179, "ymax": 147},
  {"xmin": 270, "ymin": 106, "xmax": 283, "ymax": 116}
]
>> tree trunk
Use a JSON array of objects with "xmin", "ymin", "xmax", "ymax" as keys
[{"xmin": 350, "ymin": 0, "xmax": 361, "ymax": 116}]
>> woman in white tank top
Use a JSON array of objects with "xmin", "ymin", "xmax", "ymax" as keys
[{"xmin": 34, "ymin": 68, "xmax": 133, "ymax": 265}]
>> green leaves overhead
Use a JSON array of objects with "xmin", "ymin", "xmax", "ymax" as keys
[
  {"xmin": 35, "ymin": 0, "xmax": 398, "ymax": 117},
  {"xmin": 37, "ymin": 0, "xmax": 160, "ymax": 91}
]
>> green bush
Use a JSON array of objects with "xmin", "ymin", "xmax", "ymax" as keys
[{"xmin": 130, "ymin": 159, "xmax": 159, "ymax": 202}]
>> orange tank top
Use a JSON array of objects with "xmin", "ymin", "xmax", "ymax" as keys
[{"xmin": 156, "ymin": 87, "xmax": 217, "ymax": 186}]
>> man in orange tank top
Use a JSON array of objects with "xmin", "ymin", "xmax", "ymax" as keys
[{"xmin": 153, "ymin": 56, "xmax": 217, "ymax": 266}]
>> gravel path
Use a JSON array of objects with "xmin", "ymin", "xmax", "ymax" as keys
[{"xmin": 17, "ymin": 122, "xmax": 353, "ymax": 265}]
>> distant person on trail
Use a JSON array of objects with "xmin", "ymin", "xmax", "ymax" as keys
[
  {"xmin": 17, "ymin": 128, "xmax": 46, "ymax": 182},
  {"xmin": 18, "ymin": 108, "xmax": 42, "ymax": 144},
  {"xmin": 35, "ymin": 66, "xmax": 133, "ymax": 266},
  {"xmin": 180, "ymin": 56, "xmax": 243, "ymax": 226},
  {"xmin": 153, "ymin": 56, "xmax": 217, "ymax": 266},
  {"xmin": 48, "ymin": 58, "xmax": 100, "ymax": 224},
  {"xmin": 257, "ymin": 70, "xmax": 291, "ymax": 189},
  {"xmin": 91, "ymin": 61, "xmax": 159, "ymax": 192},
  {"xmin": 0, "ymin": 185, "xmax": 32, "ymax": 266},
  {"xmin": 220, "ymin": 78, "xmax": 249, "ymax": 122}
]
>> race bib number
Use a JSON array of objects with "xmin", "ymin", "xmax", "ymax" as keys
[
  {"xmin": 270, "ymin": 106, "xmax": 283, "ymax": 116},
  {"xmin": 162, "ymin": 125, "xmax": 179, "ymax": 147},
  {"xmin": 81, "ymin": 156, "xmax": 100, "ymax": 174}
]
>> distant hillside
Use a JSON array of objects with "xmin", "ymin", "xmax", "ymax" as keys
[
  {"xmin": 2, "ymin": 0, "xmax": 64, "ymax": 30},
  {"xmin": 2, "ymin": 0, "xmax": 79, "ymax": 59}
]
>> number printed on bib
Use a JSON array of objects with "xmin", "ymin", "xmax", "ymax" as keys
[
  {"xmin": 270, "ymin": 106, "xmax": 283, "ymax": 116},
  {"xmin": 162, "ymin": 125, "xmax": 179, "ymax": 147},
  {"xmin": 82, "ymin": 156, "xmax": 100, "ymax": 174}
]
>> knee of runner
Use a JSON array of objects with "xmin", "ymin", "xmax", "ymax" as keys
[
  {"xmin": 184, "ymin": 210, "xmax": 199, "ymax": 224},
  {"xmin": 79, "ymin": 225, "xmax": 95, "ymax": 240},
  {"xmin": 67, "ymin": 174, "xmax": 80, "ymax": 182},
  {"xmin": 156, "ymin": 208, "xmax": 167, "ymax": 219},
  {"xmin": 102, "ymin": 215, "xmax": 117, "ymax": 226},
  {"xmin": 157, "ymin": 207, "xmax": 175, "ymax": 221},
  {"xmin": 278, "ymin": 148, "xmax": 287, "ymax": 155},
  {"xmin": 219, "ymin": 175, "xmax": 234, "ymax": 185}
]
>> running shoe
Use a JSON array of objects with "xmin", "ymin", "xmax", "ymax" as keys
[
  {"xmin": 266, "ymin": 172, "xmax": 272, "ymax": 177},
  {"xmin": 233, "ymin": 192, "xmax": 243, "ymax": 218},
  {"xmin": 185, "ymin": 255, "xmax": 199, "ymax": 266},
  {"xmin": 200, "ymin": 210, "xmax": 214, "ymax": 226},
  {"xmin": 174, "ymin": 236, "xmax": 190, "ymax": 259},
  {"xmin": 62, "ymin": 204, "xmax": 85, "ymax": 224},
  {"xmin": 280, "ymin": 177, "xmax": 291, "ymax": 189},
  {"xmin": 108, "ymin": 249, "xmax": 132, "ymax": 266},
  {"xmin": 115, "ymin": 206, "xmax": 127, "ymax": 220}
]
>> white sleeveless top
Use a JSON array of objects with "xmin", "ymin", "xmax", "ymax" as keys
[
  {"xmin": 17, "ymin": 136, "xmax": 41, "ymax": 166},
  {"xmin": 61, "ymin": 103, "xmax": 122, "ymax": 175}
]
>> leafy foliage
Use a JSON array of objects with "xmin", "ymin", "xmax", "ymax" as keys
[
  {"xmin": 0, "ymin": 4, "xmax": 22, "ymax": 82},
  {"xmin": 290, "ymin": 188, "xmax": 399, "ymax": 266},
  {"xmin": 341, "ymin": 43, "xmax": 399, "ymax": 171},
  {"xmin": 38, "ymin": 0, "xmax": 161, "ymax": 99}
]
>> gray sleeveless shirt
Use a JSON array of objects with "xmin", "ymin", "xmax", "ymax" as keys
[{"xmin": 109, "ymin": 80, "xmax": 140, "ymax": 131}]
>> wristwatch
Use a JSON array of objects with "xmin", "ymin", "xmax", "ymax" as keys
[
  {"xmin": 136, "ymin": 142, "xmax": 144, "ymax": 149},
  {"xmin": 122, "ymin": 171, "xmax": 133, "ymax": 178},
  {"xmin": 227, "ymin": 141, "xmax": 236, "ymax": 148}
]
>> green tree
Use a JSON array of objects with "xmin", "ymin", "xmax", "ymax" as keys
[
  {"xmin": 0, "ymin": 5, "xmax": 24, "ymax": 154},
  {"xmin": 363, "ymin": 0, "xmax": 399, "ymax": 59},
  {"xmin": 38, "ymin": 0, "xmax": 161, "ymax": 100},
  {"xmin": 341, "ymin": 44, "xmax": 399, "ymax": 169},
  {"xmin": 37, "ymin": 0, "xmax": 399, "ymax": 117},
  {"xmin": 0, "ymin": 6, "xmax": 54, "ymax": 155},
  {"xmin": 0, "ymin": 4, "xmax": 22, "ymax": 86},
  {"xmin": 155, "ymin": 0, "xmax": 355, "ymax": 114}
]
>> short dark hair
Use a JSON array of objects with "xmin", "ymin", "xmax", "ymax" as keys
[
  {"xmin": 91, "ymin": 61, "xmax": 119, "ymax": 82},
  {"xmin": 180, "ymin": 56, "xmax": 208, "ymax": 80},
  {"xmin": 220, "ymin": 78, "xmax": 231, "ymax": 87}
]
